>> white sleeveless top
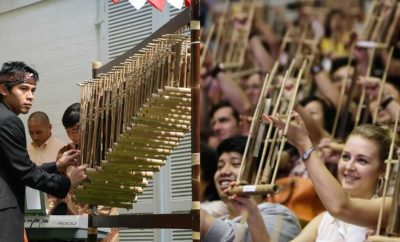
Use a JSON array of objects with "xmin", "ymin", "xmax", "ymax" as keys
[{"xmin": 316, "ymin": 212, "xmax": 368, "ymax": 242}]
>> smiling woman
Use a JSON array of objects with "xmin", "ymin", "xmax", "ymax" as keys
[
  {"xmin": 338, "ymin": 125, "xmax": 390, "ymax": 199},
  {"xmin": 261, "ymin": 112, "xmax": 397, "ymax": 242}
]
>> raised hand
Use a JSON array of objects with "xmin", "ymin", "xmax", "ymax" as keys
[
  {"xmin": 262, "ymin": 111, "xmax": 313, "ymax": 154},
  {"xmin": 69, "ymin": 165, "xmax": 87, "ymax": 190},
  {"xmin": 56, "ymin": 149, "xmax": 80, "ymax": 172}
]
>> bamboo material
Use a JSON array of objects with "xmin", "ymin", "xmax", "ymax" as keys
[
  {"xmin": 226, "ymin": 184, "xmax": 278, "ymax": 196},
  {"xmin": 373, "ymin": 47, "xmax": 394, "ymax": 124},
  {"xmin": 331, "ymin": 45, "xmax": 355, "ymax": 138},
  {"xmin": 76, "ymin": 28, "xmax": 192, "ymax": 207},
  {"xmin": 369, "ymin": 110, "xmax": 400, "ymax": 241},
  {"xmin": 354, "ymin": 48, "xmax": 376, "ymax": 127},
  {"xmin": 212, "ymin": 0, "xmax": 256, "ymax": 70},
  {"xmin": 228, "ymin": 59, "xmax": 306, "ymax": 196},
  {"xmin": 368, "ymin": 235, "xmax": 400, "ymax": 242},
  {"xmin": 278, "ymin": 24, "xmax": 319, "ymax": 82},
  {"xmin": 358, "ymin": 0, "xmax": 400, "ymax": 49},
  {"xmin": 329, "ymin": 142, "xmax": 345, "ymax": 153}
]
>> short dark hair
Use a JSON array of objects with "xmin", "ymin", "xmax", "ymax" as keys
[
  {"xmin": 201, "ymin": 142, "xmax": 219, "ymax": 201},
  {"xmin": 0, "ymin": 61, "xmax": 39, "ymax": 93},
  {"xmin": 209, "ymin": 101, "xmax": 240, "ymax": 122},
  {"xmin": 62, "ymin": 103, "xmax": 80, "ymax": 128},
  {"xmin": 216, "ymin": 136, "xmax": 247, "ymax": 158},
  {"xmin": 300, "ymin": 95, "xmax": 335, "ymax": 132},
  {"xmin": 28, "ymin": 111, "xmax": 50, "ymax": 126},
  {"xmin": 330, "ymin": 57, "xmax": 357, "ymax": 77},
  {"xmin": 324, "ymin": 9, "xmax": 345, "ymax": 38}
]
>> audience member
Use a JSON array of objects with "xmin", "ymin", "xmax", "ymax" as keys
[{"xmin": 201, "ymin": 136, "xmax": 301, "ymax": 242}]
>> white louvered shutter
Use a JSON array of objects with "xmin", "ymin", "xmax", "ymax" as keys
[{"xmin": 107, "ymin": 0, "xmax": 153, "ymax": 60}]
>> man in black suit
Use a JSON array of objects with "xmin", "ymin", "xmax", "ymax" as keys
[{"xmin": 0, "ymin": 61, "xmax": 87, "ymax": 242}]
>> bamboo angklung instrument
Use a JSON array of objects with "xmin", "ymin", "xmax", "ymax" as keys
[
  {"xmin": 212, "ymin": 0, "xmax": 256, "ymax": 71},
  {"xmin": 75, "ymin": 28, "xmax": 191, "ymax": 209},
  {"xmin": 278, "ymin": 23, "xmax": 319, "ymax": 84},
  {"xmin": 368, "ymin": 109, "xmax": 400, "ymax": 242},
  {"xmin": 226, "ymin": 59, "xmax": 308, "ymax": 196},
  {"xmin": 358, "ymin": 0, "xmax": 400, "ymax": 49}
]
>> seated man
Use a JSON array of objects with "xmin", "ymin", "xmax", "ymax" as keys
[{"xmin": 200, "ymin": 136, "xmax": 301, "ymax": 242}]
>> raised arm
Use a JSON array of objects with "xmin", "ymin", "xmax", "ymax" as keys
[
  {"xmin": 214, "ymin": 71, "xmax": 251, "ymax": 115},
  {"xmin": 229, "ymin": 195, "xmax": 270, "ymax": 242},
  {"xmin": 263, "ymin": 112, "xmax": 392, "ymax": 228}
]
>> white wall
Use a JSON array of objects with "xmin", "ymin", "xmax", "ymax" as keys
[{"xmin": 0, "ymin": 0, "xmax": 103, "ymax": 142}]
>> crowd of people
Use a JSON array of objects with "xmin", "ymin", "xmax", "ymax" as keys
[{"xmin": 200, "ymin": 0, "xmax": 400, "ymax": 241}]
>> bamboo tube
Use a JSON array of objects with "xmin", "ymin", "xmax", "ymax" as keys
[
  {"xmin": 259, "ymin": 60, "xmax": 296, "ymax": 183},
  {"xmin": 107, "ymin": 154, "xmax": 166, "ymax": 165},
  {"xmin": 151, "ymin": 94, "xmax": 191, "ymax": 103},
  {"xmin": 200, "ymin": 24, "xmax": 214, "ymax": 66},
  {"xmin": 107, "ymin": 148, "xmax": 169, "ymax": 160},
  {"xmin": 113, "ymin": 142, "xmax": 174, "ymax": 151},
  {"xmin": 385, "ymin": 3, "xmax": 400, "ymax": 45},
  {"xmin": 141, "ymin": 105, "xmax": 191, "ymax": 115},
  {"xmin": 355, "ymin": 48, "xmax": 375, "ymax": 127},
  {"xmin": 226, "ymin": 184, "xmax": 278, "ymax": 196},
  {"xmin": 235, "ymin": 62, "xmax": 278, "ymax": 185},
  {"xmin": 78, "ymin": 186, "xmax": 143, "ymax": 196},
  {"xmin": 87, "ymin": 173, "xmax": 148, "ymax": 183},
  {"xmin": 126, "ymin": 127, "xmax": 186, "ymax": 138},
  {"xmin": 371, "ymin": 14, "xmax": 385, "ymax": 42},
  {"xmin": 135, "ymin": 114, "xmax": 191, "ymax": 125},
  {"xmin": 329, "ymin": 142, "xmax": 345, "ymax": 153},
  {"xmin": 373, "ymin": 47, "xmax": 394, "ymax": 124},
  {"xmin": 77, "ymin": 184, "xmax": 143, "ymax": 193},
  {"xmin": 132, "ymin": 118, "xmax": 189, "ymax": 131},
  {"xmin": 158, "ymin": 88, "xmax": 191, "ymax": 96},
  {"xmin": 110, "ymin": 146, "xmax": 171, "ymax": 155},
  {"xmin": 94, "ymin": 167, "xmax": 153, "ymax": 178},
  {"xmin": 138, "ymin": 112, "xmax": 191, "ymax": 121},
  {"xmin": 362, "ymin": 0, "xmax": 377, "ymax": 40},
  {"xmin": 89, "ymin": 178, "xmax": 148, "ymax": 187},
  {"xmin": 271, "ymin": 60, "xmax": 307, "ymax": 184},
  {"xmin": 376, "ymin": 110, "xmax": 399, "ymax": 234},
  {"xmin": 114, "ymin": 137, "xmax": 177, "ymax": 148},
  {"xmin": 331, "ymin": 46, "xmax": 355, "ymax": 137},
  {"xmin": 368, "ymin": 235, "xmax": 400, "ymax": 242},
  {"xmin": 101, "ymin": 161, "xmax": 161, "ymax": 171}
]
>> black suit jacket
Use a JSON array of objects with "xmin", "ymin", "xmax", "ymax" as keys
[{"xmin": 0, "ymin": 101, "xmax": 70, "ymax": 241}]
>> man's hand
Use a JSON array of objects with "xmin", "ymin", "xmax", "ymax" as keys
[
  {"xmin": 56, "ymin": 149, "xmax": 80, "ymax": 172},
  {"xmin": 69, "ymin": 165, "xmax": 87, "ymax": 190}
]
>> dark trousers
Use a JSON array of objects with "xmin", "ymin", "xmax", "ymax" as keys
[{"xmin": 0, "ymin": 207, "xmax": 24, "ymax": 242}]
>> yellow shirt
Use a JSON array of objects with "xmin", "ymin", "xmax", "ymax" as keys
[
  {"xmin": 28, "ymin": 135, "xmax": 67, "ymax": 165},
  {"xmin": 320, "ymin": 34, "xmax": 350, "ymax": 58}
]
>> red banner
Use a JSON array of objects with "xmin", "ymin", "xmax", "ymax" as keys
[{"xmin": 148, "ymin": 0, "xmax": 165, "ymax": 11}]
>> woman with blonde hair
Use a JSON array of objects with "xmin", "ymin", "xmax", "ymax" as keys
[{"xmin": 227, "ymin": 112, "xmax": 395, "ymax": 242}]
